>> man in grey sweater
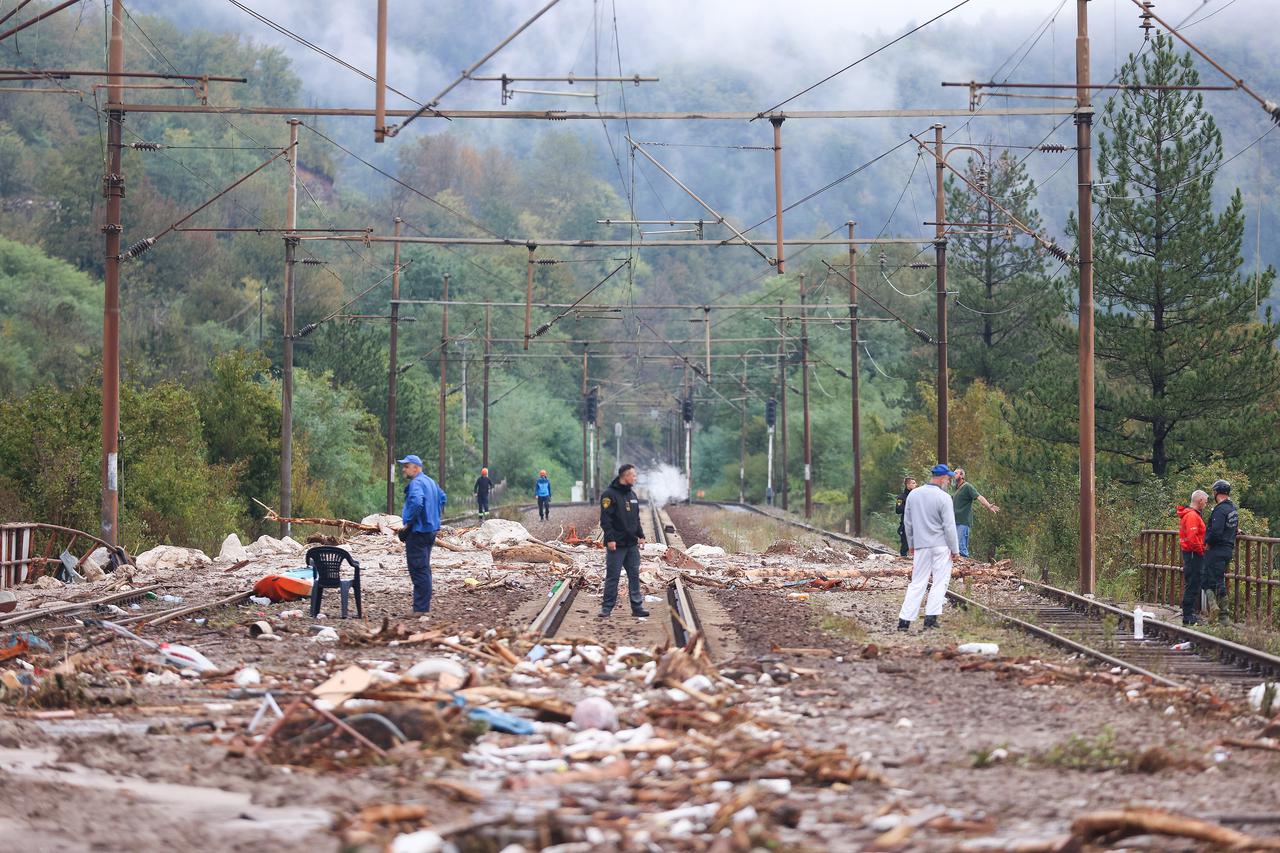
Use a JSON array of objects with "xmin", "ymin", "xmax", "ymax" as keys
[{"xmin": 898, "ymin": 463, "xmax": 960, "ymax": 632}]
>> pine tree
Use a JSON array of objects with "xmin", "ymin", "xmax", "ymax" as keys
[
  {"xmin": 1020, "ymin": 35, "xmax": 1280, "ymax": 491},
  {"xmin": 944, "ymin": 150, "xmax": 1052, "ymax": 389}
]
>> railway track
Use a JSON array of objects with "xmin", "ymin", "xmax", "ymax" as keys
[
  {"xmin": 946, "ymin": 579, "xmax": 1280, "ymax": 690},
  {"xmin": 686, "ymin": 502, "xmax": 1280, "ymax": 691},
  {"xmin": 524, "ymin": 500, "xmax": 706, "ymax": 652}
]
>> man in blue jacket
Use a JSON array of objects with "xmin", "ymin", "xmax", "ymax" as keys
[
  {"xmin": 535, "ymin": 470, "xmax": 552, "ymax": 520},
  {"xmin": 398, "ymin": 455, "xmax": 447, "ymax": 615}
]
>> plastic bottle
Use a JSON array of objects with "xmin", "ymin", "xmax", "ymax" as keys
[{"xmin": 161, "ymin": 594, "xmax": 184, "ymax": 603}]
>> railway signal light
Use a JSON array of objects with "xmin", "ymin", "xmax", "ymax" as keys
[
  {"xmin": 584, "ymin": 387, "xmax": 598, "ymax": 422},
  {"xmin": 682, "ymin": 396, "xmax": 693, "ymax": 423},
  {"xmin": 765, "ymin": 397, "xmax": 776, "ymax": 427}
]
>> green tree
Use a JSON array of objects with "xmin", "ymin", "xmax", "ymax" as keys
[
  {"xmin": 1020, "ymin": 37, "xmax": 1280, "ymax": 505},
  {"xmin": 198, "ymin": 350, "xmax": 280, "ymax": 523},
  {"xmin": 944, "ymin": 150, "xmax": 1053, "ymax": 389},
  {"xmin": 0, "ymin": 237, "xmax": 98, "ymax": 394}
]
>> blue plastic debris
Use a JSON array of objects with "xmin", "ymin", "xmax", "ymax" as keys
[{"xmin": 467, "ymin": 706, "xmax": 534, "ymax": 735}]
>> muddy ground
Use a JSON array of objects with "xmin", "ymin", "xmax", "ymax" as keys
[{"xmin": 2, "ymin": 503, "xmax": 1279, "ymax": 851}]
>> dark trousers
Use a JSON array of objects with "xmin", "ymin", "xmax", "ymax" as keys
[
  {"xmin": 537, "ymin": 496, "xmax": 551, "ymax": 519},
  {"xmin": 477, "ymin": 494, "xmax": 490, "ymax": 513},
  {"xmin": 898, "ymin": 524, "xmax": 908, "ymax": 557},
  {"xmin": 602, "ymin": 543, "xmax": 643, "ymax": 613},
  {"xmin": 1180, "ymin": 549, "xmax": 1203, "ymax": 622},
  {"xmin": 1204, "ymin": 547, "xmax": 1232, "ymax": 617},
  {"xmin": 405, "ymin": 530, "xmax": 436, "ymax": 613}
]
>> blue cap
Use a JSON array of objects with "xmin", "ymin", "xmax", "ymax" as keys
[
  {"xmin": 397, "ymin": 454, "xmax": 424, "ymax": 466},
  {"xmin": 931, "ymin": 463, "xmax": 953, "ymax": 477}
]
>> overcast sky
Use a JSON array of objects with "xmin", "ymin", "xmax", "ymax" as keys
[{"xmin": 133, "ymin": 1, "xmax": 1256, "ymax": 112}]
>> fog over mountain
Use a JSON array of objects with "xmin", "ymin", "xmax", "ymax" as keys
[{"xmin": 129, "ymin": 1, "xmax": 1278, "ymax": 298}]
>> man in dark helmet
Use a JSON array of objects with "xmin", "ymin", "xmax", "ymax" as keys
[{"xmin": 1203, "ymin": 479, "xmax": 1239, "ymax": 623}]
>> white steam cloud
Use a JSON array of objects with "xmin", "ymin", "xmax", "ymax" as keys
[{"xmin": 639, "ymin": 463, "xmax": 688, "ymax": 509}]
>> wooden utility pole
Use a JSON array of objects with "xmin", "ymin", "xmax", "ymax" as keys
[
  {"xmin": 279, "ymin": 118, "xmax": 300, "ymax": 537},
  {"xmin": 438, "ymin": 272, "xmax": 449, "ymax": 487},
  {"xmin": 771, "ymin": 117, "xmax": 785, "ymax": 274},
  {"xmin": 799, "ymin": 272, "xmax": 813, "ymax": 518},
  {"xmin": 847, "ymin": 220, "xmax": 862, "ymax": 535},
  {"xmin": 1076, "ymin": 0, "xmax": 1096, "ymax": 594},
  {"xmin": 523, "ymin": 242, "xmax": 536, "ymax": 349},
  {"xmin": 738, "ymin": 356, "xmax": 747, "ymax": 503},
  {"xmin": 933, "ymin": 123, "xmax": 949, "ymax": 466},
  {"xmin": 580, "ymin": 347, "xmax": 588, "ymax": 499},
  {"xmin": 374, "ymin": 0, "xmax": 387, "ymax": 142},
  {"xmin": 482, "ymin": 303, "xmax": 491, "ymax": 467},
  {"xmin": 778, "ymin": 300, "xmax": 789, "ymax": 511},
  {"xmin": 385, "ymin": 217, "xmax": 402, "ymax": 512},
  {"xmin": 100, "ymin": 0, "xmax": 124, "ymax": 546}
]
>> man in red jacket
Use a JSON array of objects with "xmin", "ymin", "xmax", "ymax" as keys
[{"xmin": 1177, "ymin": 489, "xmax": 1209, "ymax": 626}]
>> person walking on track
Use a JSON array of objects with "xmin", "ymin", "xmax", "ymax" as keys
[
  {"xmin": 597, "ymin": 463, "xmax": 649, "ymax": 619},
  {"xmin": 951, "ymin": 467, "xmax": 999, "ymax": 558},
  {"xmin": 1177, "ymin": 489, "xmax": 1209, "ymax": 626},
  {"xmin": 397, "ymin": 454, "xmax": 446, "ymax": 617},
  {"xmin": 1204, "ymin": 479, "xmax": 1239, "ymax": 623},
  {"xmin": 895, "ymin": 476, "xmax": 917, "ymax": 557},
  {"xmin": 473, "ymin": 468, "xmax": 493, "ymax": 520},
  {"xmin": 898, "ymin": 464, "xmax": 959, "ymax": 632},
  {"xmin": 535, "ymin": 470, "xmax": 552, "ymax": 521}
]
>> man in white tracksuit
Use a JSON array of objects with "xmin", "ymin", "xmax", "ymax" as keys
[{"xmin": 898, "ymin": 463, "xmax": 960, "ymax": 632}]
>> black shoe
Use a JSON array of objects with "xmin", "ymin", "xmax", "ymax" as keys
[
  {"xmin": 632, "ymin": 608, "xmax": 651, "ymax": 618},
  {"xmin": 897, "ymin": 619, "xmax": 910, "ymax": 632},
  {"xmin": 923, "ymin": 615, "xmax": 939, "ymax": 630},
  {"xmin": 1182, "ymin": 615, "xmax": 1200, "ymax": 626},
  {"xmin": 596, "ymin": 609, "xmax": 610, "ymax": 618}
]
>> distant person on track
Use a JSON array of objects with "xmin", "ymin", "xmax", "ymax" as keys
[
  {"xmin": 1177, "ymin": 489, "xmax": 1209, "ymax": 626},
  {"xmin": 397, "ymin": 454, "xmax": 446, "ymax": 617},
  {"xmin": 895, "ymin": 476, "xmax": 918, "ymax": 557},
  {"xmin": 535, "ymin": 470, "xmax": 552, "ymax": 520},
  {"xmin": 951, "ymin": 467, "xmax": 999, "ymax": 558},
  {"xmin": 1204, "ymin": 479, "xmax": 1240, "ymax": 624},
  {"xmin": 473, "ymin": 467, "xmax": 493, "ymax": 520},
  {"xmin": 898, "ymin": 464, "xmax": 960, "ymax": 632},
  {"xmin": 598, "ymin": 463, "xmax": 649, "ymax": 619}
]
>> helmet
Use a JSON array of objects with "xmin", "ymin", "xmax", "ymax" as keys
[{"xmin": 1212, "ymin": 479, "xmax": 1231, "ymax": 495}]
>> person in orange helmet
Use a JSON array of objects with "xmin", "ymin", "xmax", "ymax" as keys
[
  {"xmin": 535, "ymin": 470, "xmax": 552, "ymax": 520},
  {"xmin": 474, "ymin": 467, "xmax": 493, "ymax": 519}
]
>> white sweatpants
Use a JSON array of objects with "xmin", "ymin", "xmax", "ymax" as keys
[{"xmin": 898, "ymin": 545, "xmax": 953, "ymax": 620}]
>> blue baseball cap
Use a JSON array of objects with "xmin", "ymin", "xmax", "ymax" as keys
[
  {"xmin": 930, "ymin": 463, "xmax": 953, "ymax": 477},
  {"xmin": 397, "ymin": 454, "xmax": 424, "ymax": 466}
]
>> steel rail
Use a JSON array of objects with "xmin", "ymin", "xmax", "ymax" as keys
[
  {"xmin": 1020, "ymin": 578, "xmax": 1280, "ymax": 680},
  {"xmin": 0, "ymin": 583, "xmax": 164, "ymax": 627},
  {"xmin": 943, "ymin": 586, "xmax": 1182, "ymax": 688}
]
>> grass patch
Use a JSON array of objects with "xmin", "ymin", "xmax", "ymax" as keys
[
  {"xmin": 1037, "ymin": 726, "xmax": 1128, "ymax": 772},
  {"xmin": 815, "ymin": 609, "xmax": 868, "ymax": 643},
  {"xmin": 701, "ymin": 514, "xmax": 821, "ymax": 554}
]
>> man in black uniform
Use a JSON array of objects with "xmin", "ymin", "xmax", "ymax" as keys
[
  {"xmin": 598, "ymin": 463, "xmax": 649, "ymax": 618},
  {"xmin": 1204, "ymin": 479, "xmax": 1239, "ymax": 623},
  {"xmin": 894, "ymin": 476, "xmax": 917, "ymax": 557},
  {"xmin": 473, "ymin": 467, "xmax": 493, "ymax": 520}
]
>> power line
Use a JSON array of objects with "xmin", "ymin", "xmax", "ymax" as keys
[
  {"xmin": 300, "ymin": 122, "xmax": 501, "ymax": 238},
  {"xmin": 754, "ymin": 0, "xmax": 975, "ymax": 118}
]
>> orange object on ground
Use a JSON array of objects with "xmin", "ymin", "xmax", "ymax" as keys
[{"xmin": 253, "ymin": 574, "xmax": 313, "ymax": 603}]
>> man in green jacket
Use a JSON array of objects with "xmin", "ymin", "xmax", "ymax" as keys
[{"xmin": 951, "ymin": 467, "xmax": 999, "ymax": 558}]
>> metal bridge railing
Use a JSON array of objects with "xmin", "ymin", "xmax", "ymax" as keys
[{"xmin": 1139, "ymin": 529, "xmax": 1280, "ymax": 623}]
